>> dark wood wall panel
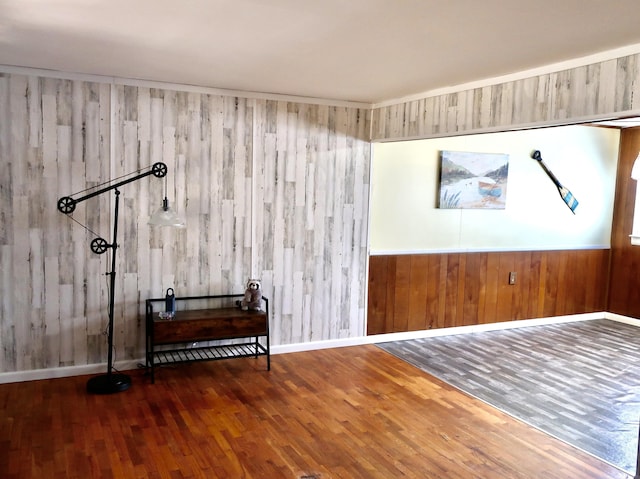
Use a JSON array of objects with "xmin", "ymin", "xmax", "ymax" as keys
[
  {"xmin": 608, "ymin": 127, "xmax": 640, "ymax": 317},
  {"xmin": 367, "ymin": 250, "xmax": 609, "ymax": 335}
]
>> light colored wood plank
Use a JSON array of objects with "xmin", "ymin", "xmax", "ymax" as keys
[
  {"xmin": 13, "ymin": 195, "xmax": 30, "ymax": 371},
  {"xmin": 58, "ymin": 284, "xmax": 73, "ymax": 365},
  {"xmin": 0, "ymin": 245, "xmax": 16, "ymax": 371},
  {"xmin": 43, "ymin": 257, "xmax": 59, "ymax": 367}
]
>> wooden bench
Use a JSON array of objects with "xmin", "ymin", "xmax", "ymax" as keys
[{"xmin": 145, "ymin": 294, "xmax": 270, "ymax": 383}]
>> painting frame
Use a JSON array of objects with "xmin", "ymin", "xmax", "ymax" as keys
[{"xmin": 438, "ymin": 150, "xmax": 509, "ymax": 209}]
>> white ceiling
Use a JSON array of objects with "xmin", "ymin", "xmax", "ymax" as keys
[{"xmin": 2, "ymin": 0, "xmax": 640, "ymax": 104}]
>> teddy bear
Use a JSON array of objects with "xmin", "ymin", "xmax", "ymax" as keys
[{"xmin": 236, "ymin": 278, "xmax": 263, "ymax": 311}]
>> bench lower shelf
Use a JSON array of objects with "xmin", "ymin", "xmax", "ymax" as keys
[{"xmin": 151, "ymin": 342, "xmax": 269, "ymax": 366}]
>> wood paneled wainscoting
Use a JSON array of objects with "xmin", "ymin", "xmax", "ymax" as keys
[{"xmin": 367, "ymin": 249, "xmax": 610, "ymax": 335}]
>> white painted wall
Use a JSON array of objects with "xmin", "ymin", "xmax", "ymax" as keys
[{"xmin": 370, "ymin": 125, "xmax": 620, "ymax": 253}]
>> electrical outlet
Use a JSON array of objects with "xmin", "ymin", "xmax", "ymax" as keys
[{"xmin": 509, "ymin": 272, "xmax": 517, "ymax": 285}]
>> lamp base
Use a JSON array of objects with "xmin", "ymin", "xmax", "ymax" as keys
[{"xmin": 86, "ymin": 373, "xmax": 132, "ymax": 394}]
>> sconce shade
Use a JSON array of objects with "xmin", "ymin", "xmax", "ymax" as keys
[
  {"xmin": 632, "ymin": 152, "xmax": 640, "ymax": 180},
  {"xmin": 148, "ymin": 197, "xmax": 186, "ymax": 228},
  {"xmin": 631, "ymin": 152, "xmax": 640, "ymax": 246}
]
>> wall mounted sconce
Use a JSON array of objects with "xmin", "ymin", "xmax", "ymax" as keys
[
  {"xmin": 630, "ymin": 152, "xmax": 640, "ymax": 246},
  {"xmin": 631, "ymin": 152, "xmax": 640, "ymax": 180}
]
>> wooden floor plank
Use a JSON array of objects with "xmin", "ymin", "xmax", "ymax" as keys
[{"xmin": 0, "ymin": 346, "xmax": 630, "ymax": 478}]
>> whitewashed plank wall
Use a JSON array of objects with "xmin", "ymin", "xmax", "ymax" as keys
[
  {"xmin": 371, "ymin": 53, "xmax": 640, "ymax": 141},
  {"xmin": 253, "ymin": 101, "xmax": 370, "ymax": 345},
  {"xmin": 0, "ymin": 72, "xmax": 371, "ymax": 373},
  {"xmin": 1, "ymin": 75, "xmax": 112, "ymax": 371}
]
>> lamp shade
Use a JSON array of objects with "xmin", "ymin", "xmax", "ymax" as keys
[
  {"xmin": 148, "ymin": 197, "xmax": 186, "ymax": 228},
  {"xmin": 632, "ymin": 152, "xmax": 640, "ymax": 180}
]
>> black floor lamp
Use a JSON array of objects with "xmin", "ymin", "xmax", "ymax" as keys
[{"xmin": 57, "ymin": 161, "xmax": 182, "ymax": 394}]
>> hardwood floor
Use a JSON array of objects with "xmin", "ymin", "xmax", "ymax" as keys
[{"xmin": 0, "ymin": 346, "xmax": 630, "ymax": 478}]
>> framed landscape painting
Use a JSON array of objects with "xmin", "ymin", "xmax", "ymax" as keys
[{"xmin": 438, "ymin": 150, "xmax": 509, "ymax": 209}]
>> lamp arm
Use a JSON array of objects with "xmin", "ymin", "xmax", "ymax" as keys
[{"xmin": 57, "ymin": 162, "xmax": 167, "ymax": 214}]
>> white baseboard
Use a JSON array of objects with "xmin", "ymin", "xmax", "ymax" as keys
[
  {"xmin": 605, "ymin": 311, "xmax": 640, "ymax": 326},
  {"xmin": 0, "ymin": 359, "xmax": 143, "ymax": 385},
  {"xmin": 1, "ymin": 312, "xmax": 635, "ymax": 385},
  {"xmin": 271, "ymin": 312, "xmax": 608, "ymax": 353}
]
